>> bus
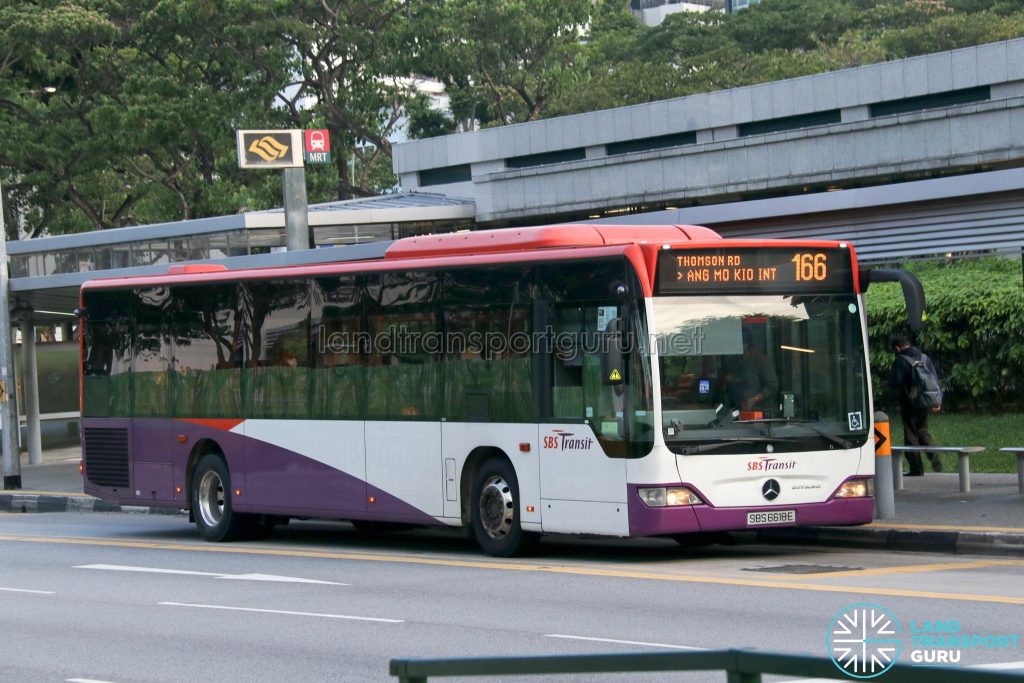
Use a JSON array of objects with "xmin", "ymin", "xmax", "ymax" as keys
[{"xmin": 79, "ymin": 224, "xmax": 922, "ymax": 556}]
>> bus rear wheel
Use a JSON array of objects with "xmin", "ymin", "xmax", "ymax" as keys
[
  {"xmin": 192, "ymin": 454, "xmax": 250, "ymax": 542},
  {"xmin": 470, "ymin": 458, "xmax": 536, "ymax": 557}
]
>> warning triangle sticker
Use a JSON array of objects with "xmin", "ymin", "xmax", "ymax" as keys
[{"xmin": 609, "ymin": 369, "xmax": 622, "ymax": 381}]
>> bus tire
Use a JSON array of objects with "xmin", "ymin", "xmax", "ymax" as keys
[
  {"xmin": 470, "ymin": 458, "xmax": 536, "ymax": 557},
  {"xmin": 192, "ymin": 454, "xmax": 249, "ymax": 542}
]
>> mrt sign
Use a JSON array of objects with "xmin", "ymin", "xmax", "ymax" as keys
[
  {"xmin": 304, "ymin": 129, "xmax": 331, "ymax": 164},
  {"xmin": 236, "ymin": 130, "xmax": 303, "ymax": 169}
]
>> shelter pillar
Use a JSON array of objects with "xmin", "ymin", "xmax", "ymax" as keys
[
  {"xmin": 19, "ymin": 316, "xmax": 42, "ymax": 466},
  {"xmin": 0, "ymin": 184, "xmax": 20, "ymax": 488}
]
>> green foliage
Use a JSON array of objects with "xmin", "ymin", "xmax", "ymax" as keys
[
  {"xmin": 725, "ymin": 0, "xmax": 865, "ymax": 52},
  {"xmin": 405, "ymin": 94, "xmax": 458, "ymax": 140},
  {"xmin": 864, "ymin": 257, "xmax": 1024, "ymax": 412},
  {"xmin": 551, "ymin": 0, "xmax": 1024, "ymax": 116},
  {"xmin": 0, "ymin": 0, "xmax": 420, "ymax": 235},
  {"xmin": 4, "ymin": 0, "xmax": 1024, "ymax": 235},
  {"xmin": 417, "ymin": 0, "xmax": 598, "ymax": 124},
  {"xmin": 0, "ymin": 0, "xmax": 298, "ymax": 235}
]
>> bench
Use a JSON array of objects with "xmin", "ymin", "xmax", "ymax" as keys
[
  {"xmin": 890, "ymin": 445, "xmax": 985, "ymax": 493},
  {"xmin": 998, "ymin": 448, "xmax": 1024, "ymax": 495}
]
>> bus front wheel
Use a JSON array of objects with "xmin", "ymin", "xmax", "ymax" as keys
[
  {"xmin": 470, "ymin": 458, "xmax": 536, "ymax": 557},
  {"xmin": 192, "ymin": 454, "xmax": 250, "ymax": 542}
]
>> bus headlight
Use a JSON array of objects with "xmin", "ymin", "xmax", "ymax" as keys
[
  {"xmin": 638, "ymin": 487, "xmax": 703, "ymax": 507},
  {"xmin": 834, "ymin": 478, "xmax": 872, "ymax": 498}
]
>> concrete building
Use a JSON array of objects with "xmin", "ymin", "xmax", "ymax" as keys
[
  {"xmin": 629, "ymin": 0, "xmax": 714, "ymax": 26},
  {"xmin": 391, "ymin": 38, "xmax": 1024, "ymax": 262}
]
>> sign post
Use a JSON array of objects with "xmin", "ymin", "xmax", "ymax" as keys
[
  {"xmin": 0, "ymin": 182, "xmax": 22, "ymax": 489},
  {"xmin": 236, "ymin": 130, "xmax": 309, "ymax": 251},
  {"xmin": 283, "ymin": 167, "xmax": 310, "ymax": 252},
  {"xmin": 874, "ymin": 410, "xmax": 895, "ymax": 520}
]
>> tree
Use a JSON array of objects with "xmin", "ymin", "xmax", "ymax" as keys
[
  {"xmin": 420, "ymin": 0, "xmax": 597, "ymax": 125},
  {"xmin": 725, "ymin": 0, "xmax": 865, "ymax": 52},
  {"xmin": 0, "ymin": 0, "xmax": 297, "ymax": 235},
  {"xmin": 0, "ymin": 2, "xmax": 120, "ymax": 236},
  {"xmin": 276, "ymin": 0, "xmax": 421, "ymax": 198}
]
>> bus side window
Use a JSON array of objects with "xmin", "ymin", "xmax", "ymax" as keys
[
  {"xmin": 312, "ymin": 276, "xmax": 365, "ymax": 420},
  {"xmin": 243, "ymin": 279, "xmax": 311, "ymax": 420}
]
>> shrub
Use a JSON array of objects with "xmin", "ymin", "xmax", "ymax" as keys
[{"xmin": 864, "ymin": 256, "xmax": 1024, "ymax": 411}]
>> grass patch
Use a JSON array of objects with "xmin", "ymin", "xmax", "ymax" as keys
[{"xmin": 885, "ymin": 412, "xmax": 1024, "ymax": 473}]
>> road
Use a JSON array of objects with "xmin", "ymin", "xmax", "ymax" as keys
[{"xmin": 1, "ymin": 511, "xmax": 1022, "ymax": 682}]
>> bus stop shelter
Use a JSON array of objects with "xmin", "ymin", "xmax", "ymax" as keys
[{"xmin": 0, "ymin": 192, "xmax": 474, "ymax": 488}]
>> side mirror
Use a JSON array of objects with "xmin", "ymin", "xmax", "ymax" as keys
[{"xmin": 860, "ymin": 269, "xmax": 925, "ymax": 332}]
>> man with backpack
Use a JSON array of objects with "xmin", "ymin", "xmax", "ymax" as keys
[{"xmin": 888, "ymin": 332, "xmax": 944, "ymax": 476}]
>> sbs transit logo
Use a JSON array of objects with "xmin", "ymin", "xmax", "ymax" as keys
[
  {"xmin": 827, "ymin": 603, "xmax": 901, "ymax": 679},
  {"xmin": 745, "ymin": 456, "xmax": 796, "ymax": 472},
  {"xmin": 542, "ymin": 429, "xmax": 594, "ymax": 452}
]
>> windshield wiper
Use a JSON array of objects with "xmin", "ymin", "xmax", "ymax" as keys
[
  {"xmin": 679, "ymin": 436, "xmax": 802, "ymax": 455},
  {"xmin": 732, "ymin": 418, "xmax": 853, "ymax": 449}
]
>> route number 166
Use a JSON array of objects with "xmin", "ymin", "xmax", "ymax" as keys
[{"xmin": 791, "ymin": 253, "xmax": 828, "ymax": 282}]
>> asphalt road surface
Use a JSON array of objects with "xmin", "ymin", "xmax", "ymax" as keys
[{"xmin": 1, "ymin": 512, "xmax": 1022, "ymax": 683}]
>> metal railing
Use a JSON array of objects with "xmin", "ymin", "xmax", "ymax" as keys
[{"xmin": 390, "ymin": 649, "xmax": 1024, "ymax": 682}]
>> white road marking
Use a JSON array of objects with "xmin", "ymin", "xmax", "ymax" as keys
[
  {"xmin": 67, "ymin": 679, "xmax": 119, "ymax": 683},
  {"xmin": 0, "ymin": 587, "xmax": 55, "ymax": 594},
  {"xmin": 975, "ymin": 661, "xmax": 1024, "ymax": 671},
  {"xmin": 75, "ymin": 564, "xmax": 347, "ymax": 585},
  {"xmin": 159, "ymin": 601, "xmax": 403, "ymax": 623},
  {"xmin": 218, "ymin": 572, "xmax": 346, "ymax": 584},
  {"xmin": 546, "ymin": 634, "xmax": 705, "ymax": 650}
]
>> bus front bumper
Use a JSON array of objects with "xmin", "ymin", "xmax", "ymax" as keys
[{"xmin": 626, "ymin": 485, "xmax": 874, "ymax": 537}]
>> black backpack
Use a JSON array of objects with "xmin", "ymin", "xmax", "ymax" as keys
[{"xmin": 904, "ymin": 354, "xmax": 943, "ymax": 410}]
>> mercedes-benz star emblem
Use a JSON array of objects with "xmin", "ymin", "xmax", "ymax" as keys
[{"xmin": 762, "ymin": 479, "xmax": 781, "ymax": 501}]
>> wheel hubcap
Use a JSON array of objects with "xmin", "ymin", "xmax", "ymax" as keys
[
  {"xmin": 478, "ymin": 475, "xmax": 514, "ymax": 540},
  {"xmin": 198, "ymin": 470, "xmax": 225, "ymax": 528}
]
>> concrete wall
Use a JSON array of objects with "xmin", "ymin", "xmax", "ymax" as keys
[{"xmin": 393, "ymin": 39, "xmax": 1024, "ymax": 225}]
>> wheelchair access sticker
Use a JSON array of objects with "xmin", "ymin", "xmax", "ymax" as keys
[{"xmin": 848, "ymin": 412, "xmax": 864, "ymax": 431}]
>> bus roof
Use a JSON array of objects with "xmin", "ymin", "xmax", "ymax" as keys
[
  {"xmin": 383, "ymin": 224, "xmax": 721, "ymax": 260},
  {"xmin": 79, "ymin": 224, "xmax": 861, "ymax": 296},
  {"xmin": 81, "ymin": 224, "xmax": 719, "ymax": 291}
]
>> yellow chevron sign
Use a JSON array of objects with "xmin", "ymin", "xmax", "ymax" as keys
[{"xmin": 236, "ymin": 130, "xmax": 303, "ymax": 169}]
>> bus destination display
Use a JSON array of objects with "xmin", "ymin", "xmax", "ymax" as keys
[{"xmin": 657, "ymin": 247, "xmax": 853, "ymax": 295}]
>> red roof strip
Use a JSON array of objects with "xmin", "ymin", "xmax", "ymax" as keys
[{"xmin": 383, "ymin": 224, "xmax": 721, "ymax": 260}]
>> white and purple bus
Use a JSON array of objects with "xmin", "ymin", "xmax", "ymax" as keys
[{"xmin": 79, "ymin": 224, "xmax": 921, "ymax": 556}]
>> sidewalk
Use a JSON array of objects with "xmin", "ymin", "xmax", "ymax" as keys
[
  {"xmin": 3, "ymin": 447, "xmax": 1023, "ymax": 555},
  {"xmin": 756, "ymin": 472, "xmax": 1024, "ymax": 557},
  {"xmin": 1, "ymin": 447, "xmax": 180, "ymax": 515}
]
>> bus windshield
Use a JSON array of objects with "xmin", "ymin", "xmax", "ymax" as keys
[{"xmin": 654, "ymin": 294, "xmax": 869, "ymax": 454}]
